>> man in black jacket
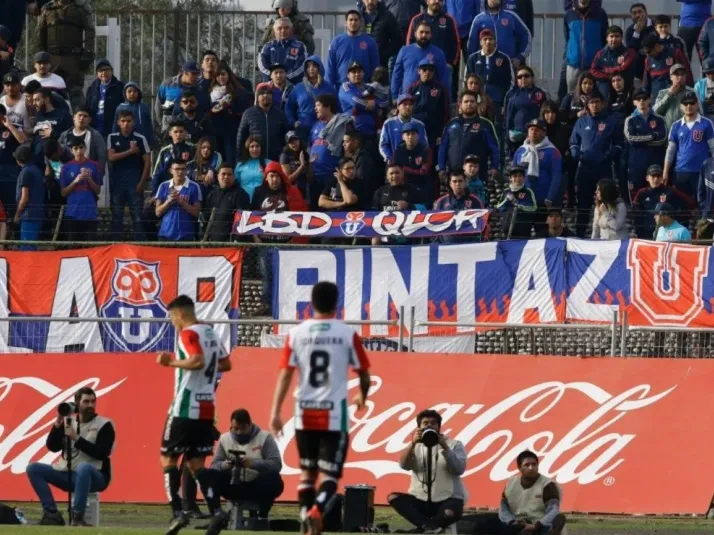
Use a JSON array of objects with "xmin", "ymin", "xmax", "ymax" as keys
[
  {"xmin": 25, "ymin": 387, "xmax": 115, "ymax": 527},
  {"xmin": 343, "ymin": 130, "xmax": 380, "ymax": 206},
  {"xmin": 168, "ymin": 88, "xmax": 215, "ymax": 145},
  {"xmin": 384, "ymin": 0, "xmax": 424, "ymax": 39},
  {"xmin": 85, "ymin": 59, "xmax": 124, "ymax": 139},
  {"xmin": 360, "ymin": 0, "xmax": 404, "ymax": 68},
  {"xmin": 203, "ymin": 164, "xmax": 250, "ymax": 241},
  {"xmin": 237, "ymin": 84, "xmax": 288, "ymax": 162}
]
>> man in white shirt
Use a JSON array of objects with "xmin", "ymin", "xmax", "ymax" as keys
[
  {"xmin": 0, "ymin": 72, "xmax": 31, "ymax": 133},
  {"xmin": 21, "ymin": 51, "xmax": 67, "ymax": 94}
]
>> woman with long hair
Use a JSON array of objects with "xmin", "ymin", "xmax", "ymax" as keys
[
  {"xmin": 187, "ymin": 137, "xmax": 222, "ymax": 199},
  {"xmin": 208, "ymin": 60, "xmax": 253, "ymax": 165},
  {"xmin": 279, "ymin": 131, "xmax": 310, "ymax": 194},
  {"xmin": 463, "ymin": 73, "xmax": 495, "ymax": 121},
  {"xmin": 591, "ymin": 178, "xmax": 629, "ymax": 239},
  {"xmin": 234, "ymin": 135, "xmax": 272, "ymax": 202}
]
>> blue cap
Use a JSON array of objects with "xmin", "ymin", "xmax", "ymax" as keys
[
  {"xmin": 182, "ymin": 60, "xmax": 200, "ymax": 73},
  {"xmin": 655, "ymin": 202, "xmax": 673, "ymax": 215},
  {"xmin": 418, "ymin": 58, "xmax": 435, "ymax": 69},
  {"xmin": 397, "ymin": 93, "xmax": 414, "ymax": 106},
  {"xmin": 401, "ymin": 121, "xmax": 418, "ymax": 133}
]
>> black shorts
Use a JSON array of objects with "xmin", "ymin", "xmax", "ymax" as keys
[
  {"xmin": 295, "ymin": 430, "xmax": 349, "ymax": 478},
  {"xmin": 160, "ymin": 416, "xmax": 216, "ymax": 459}
]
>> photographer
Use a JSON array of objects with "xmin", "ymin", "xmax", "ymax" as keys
[
  {"xmin": 25, "ymin": 387, "xmax": 115, "ymax": 527},
  {"xmin": 388, "ymin": 410, "xmax": 467, "ymax": 533},
  {"xmin": 211, "ymin": 408, "xmax": 284, "ymax": 529}
]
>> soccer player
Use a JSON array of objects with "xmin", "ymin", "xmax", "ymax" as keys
[
  {"xmin": 270, "ymin": 281, "xmax": 371, "ymax": 535},
  {"xmin": 157, "ymin": 295, "xmax": 232, "ymax": 535}
]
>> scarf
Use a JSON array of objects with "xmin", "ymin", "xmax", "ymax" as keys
[
  {"xmin": 320, "ymin": 113, "xmax": 355, "ymax": 156},
  {"xmin": 519, "ymin": 136, "xmax": 556, "ymax": 177}
]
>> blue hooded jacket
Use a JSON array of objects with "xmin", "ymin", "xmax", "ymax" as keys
[
  {"xmin": 445, "ymin": 0, "xmax": 480, "ymax": 38},
  {"xmin": 467, "ymin": 9, "xmax": 531, "ymax": 61},
  {"xmin": 112, "ymin": 82, "xmax": 154, "ymax": 147},
  {"xmin": 286, "ymin": 56, "xmax": 339, "ymax": 141},
  {"xmin": 678, "ymin": 0, "xmax": 712, "ymax": 28},
  {"xmin": 563, "ymin": 6, "xmax": 609, "ymax": 70},
  {"xmin": 258, "ymin": 37, "xmax": 308, "ymax": 85}
]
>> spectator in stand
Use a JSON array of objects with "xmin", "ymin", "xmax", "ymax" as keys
[
  {"xmin": 541, "ymin": 101, "xmax": 570, "ymax": 166},
  {"xmin": 678, "ymin": 0, "xmax": 712, "ymax": 60},
  {"xmin": 466, "ymin": 29, "xmax": 513, "ymax": 123},
  {"xmin": 151, "ymin": 121, "xmax": 195, "ymax": 195},
  {"xmin": 0, "ymin": 105, "xmax": 24, "ymax": 218},
  {"xmin": 326, "ymin": 11, "xmax": 380, "ymax": 92},
  {"xmin": 504, "ymin": 66, "xmax": 547, "ymax": 157},
  {"xmin": 237, "ymin": 84, "xmax": 288, "ymax": 163},
  {"xmin": 31, "ymin": 87, "xmax": 72, "ymax": 165},
  {"xmin": 492, "ymin": 0, "xmax": 534, "ymax": 35},
  {"xmin": 169, "ymin": 89, "xmax": 215, "ymax": 145},
  {"xmin": 624, "ymin": 88, "xmax": 667, "ymax": 199},
  {"xmin": 407, "ymin": 0, "xmax": 461, "ymax": 98},
  {"xmin": 360, "ymin": 0, "xmax": 403, "ymax": 69},
  {"xmin": 1, "ymin": 72, "xmax": 31, "ymax": 135},
  {"xmin": 642, "ymin": 34, "xmax": 693, "ymax": 98},
  {"xmin": 280, "ymin": 131, "xmax": 310, "ymax": 194},
  {"xmin": 433, "ymin": 168, "xmax": 486, "ymax": 243},
  {"xmin": 155, "ymin": 159, "xmax": 202, "ymax": 242},
  {"xmin": 155, "ymin": 61, "xmax": 206, "ymax": 136},
  {"xmin": 654, "ymin": 202, "xmax": 692, "ymax": 241},
  {"xmin": 383, "ymin": 0, "xmax": 423, "ymax": 41},
  {"xmin": 439, "ymin": 90, "xmax": 499, "ymax": 186},
  {"xmin": 59, "ymin": 136, "xmax": 101, "ymax": 242},
  {"xmin": 286, "ymin": 56, "xmax": 337, "ymax": 143},
  {"xmin": 562, "ymin": 0, "xmax": 608, "ymax": 96},
  {"xmin": 695, "ymin": 59, "xmax": 714, "ymax": 120},
  {"xmin": 536, "ymin": 207, "xmax": 575, "ymax": 237},
  {"xmin": 569, "ymin": 91, "xmax": 622, "ymax": 237},
  {"xmin": 625, "ymin": 3, "xmax": 655, "ymax": 83},
  {"xmin": 12, "ymin": 145, "xmax": 44, "ymax": 249},
  {"xmin": 199, "ymin": 50, "xmax": 253, "ymax": 97},
  {"xmin": 261, "ymin": 0, "xmax": 315, "ymax": 56},
  {"xmin": 608, "ymin": 74, "xmax": 634, "ymax": 126},
  {"xmin": 343, "ymin": 130, "xmax": 379, "ymax": 199},
  {"xmin": 590, "ymin": 25, "xmax": 636, "ymax": 101},
  {"xmin": 591, "ymin": 178, "xmax": 628, "ymax": 239},
  {"xmin": 467, "ymin": 0, "xmax": 531, "ymax": 67},
  {"xmin": 698, "ymin": 152, "xmax": 714, "ymax": 216},
  {"xmin": 497, "ymin": 165, "xmax": 537, "ymax": 239},
  {"xmin": 107, "ymin": 110, "xmax": 150, "ymax": 241},
  {"xmin": 393, "ymin": 121, "xmax": 433, "ymax": 205},
  {"xmin": 263, "ymin": 64, "xmax": 294, "ymax": 111},
  {"xmin": 407, "ymin": 59, "xmax": 450, "ymax": 153},
  {"xmin": 0, "ymin": 24, "xmax": 13, "ymax": 80},
  {"xmin": 392, "ymin": 22, "xmax": 450, "ymax": 101},
  {"xmin": 22, "ymin": 52, "xmax": 67, "ymax": 95},
  {"xmin": 85, "ymin": 59, "xmax": 123, "ymax": 140},
  {"xmin": 235, "ymin": 136, "xmax": 272, "ymax": 203},
  {"xmin": 654, "ymin": 64, "xmax": 697, "ymax": 131},
  {"xmin": 380, "ymin": 94, "xmax": 428, "ymax": 163},
  {"xmin": 664, "ymin": 91, "xmax": 714, "ymax": 197},
  {"xmin": 203, "ymin": 163, "xmax": 250, "ymax": 242},
  {"xmin": 58, "ymin": 107, "xmax": 107, "ymax": 173},
  {"xmin": 513, "ymin": 118, "xmax": 563, "ymax": 226},
  {"xmin": 699, "ymin": 14, "xmax": 714, "ymax": 67},
  {"xmin": 339, "ymin": 61, "xmax": 388, "ymax": 139},
  {"xmin": 207, "ymin": 61, "xmax": 253, "ymax": 166},
  {"xmin": 464, "ymin": 74, "xmax": 496, "ymax": 122},
  {"xmin": 462, "ymin": 154, "xmax": 487, "ymax": 203},
  {"xmin": 372, "ymin": 164, "xmax": 423, "ymax": 244},
  {"xmin": 112, "ymin": 82, "xmax": 154, "ymax": 148},
  {"xmin": 258, "ymin": 19, "xmax": 307, "ymax": 86},
  {"xmin": 560, "ymin": 72, "xmax": 596, "ymax": 132},
  {"xmin": 318, "ymin": 157, "xmax": 362, "ymax": 211},
  {"xmin": 655, "ymin": 15, "xmax": 689, "ymax": 57},
  {"xmin": 309, "ymin": 94, "xmax": 343, "ymax": 208},
  {"xmin": 187, "ymin": 137, "xmax": 222, "ymax": 200},
  {"xmin": 444, "ymin": 0, "xmax": 480, "ymax": 59}
]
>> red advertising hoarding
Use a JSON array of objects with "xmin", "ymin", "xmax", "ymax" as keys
[{"xmin": 1, "ymin": 349, "xmax": 713, "ymax": 514}]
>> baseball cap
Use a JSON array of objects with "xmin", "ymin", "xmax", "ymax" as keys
[
  {"xmin": 418, "ymin": 58, "xmax": 435, "ymax": 70},
  {"xmin": 182, "ymin": 60, "xmax": 200, "ymax": 73},
  {"xmin": 681, "ymin": 90, "xmax": 698, "ymax": 104},
  {"xmin": 397, "ymin": 94, "xmax": 414, "ymax": 106},
  {"xmin": 285, "ymin": 130, "xmax": 299, "ymax": 142},
  {"xmin": 269, "ymin": 63, "xmax": 286, "ymax": 72},
  {"xmin": 256, "ymin": 82, "xmax": 273, "ymax": 95},
  {"xmin": 527, "ymin": 118, "xmax": 547, "ymax": 131},
  {"xmin": 66, "ymin": 135, "xmax": 86, "ymax": 148},
  {"xmin": 273, "ymin": 0, "xmax": 294, "ymax": 8},
  {"xmin": 669, "ymin": 63, "xmax": 686, "ymax": 76},
  {"xmin": 647, "ymin": 164, "xmax": 663, "ymax": 176},
  {"xmin": 632, "ymin": 87, "xmax": 649, "ymax": 100},
  {"xmin": 401, "ymin": 121, "xmax": 418, "ymax": 133},
  {"xmin": 34, "ymin": 51, "xmax": 51, "ymax": 64},
  {"xmin": 509, "ymin": 165, "xmax": 526, "ymax": 175},
  {"xmin": 95, "ymin": 58, "xmax": 112, "ymax": 72},
  {"xmin": 463, "ymin": 154, "xmax": 480, "ymax": 165},
  {"xmin": 2, "ymin": 72, "xmax": 19, "ymax": 85},
  {"xmin": 704, "ymin": 59, "xmax": 714, "ymax": 74},
  {"xmin": 347, "ymin": 61, "xmax": 363, "ymax": 72},
  {"xmin": 655, "ymin": 202, "xmax": 673, "ymax": 215},
  {"xmin": 479, "ymin": 29, "xmax": 495, "ymax": 40}
]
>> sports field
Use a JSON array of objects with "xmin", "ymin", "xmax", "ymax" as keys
[{"xmin": 3, "ymin": 503, "xmax": 714, "ymax": 535}]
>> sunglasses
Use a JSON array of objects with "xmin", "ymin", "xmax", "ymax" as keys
[
  {"xmin": 517, "ymin": 74, "xmax": 532, "ymax": 79},
  {"xmin": 683, "ymin": 101, "xmax": 697, "ymax": 106}
]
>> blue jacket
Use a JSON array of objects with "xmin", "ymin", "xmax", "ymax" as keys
[
  {"xmin": 666, "ymin": 115, "xmax": 714, "ymax": 172},
  {"xmin": 466, "ymin": 49, "xmax": 514, "ymax": 106},
  {"xmin": 407, "ymin": 10, "xmax": 461, "ymax": 65},
  {"xmin": 569, "ymin": 111, "xmax": 623, "ymax": 167},
  {"xmin": 258, "ymin": 37, "xmax": 308, "ymax": 84},
  {"xmin": 695, "ymin": 77, "xmax": 714, "ymax": 117},
  {"xmin": 498, "ymin": 0, "xmax": 534, "ymax": 35},
  {"xmin": 339, "ymin": 82, "xmax": 388, "ymax": 136},
  {"xmin": 85, "ymin": 75, "xmax": 124, "ymax": 138},
  {"xmin": 379, "ymin": 115, "xmax": 428, "ymax": 162},
  {"xmin": 155, "ymin": 74, "xmax": 209, "ymax": 130},
  {"xmin": 678, "ymin": 0, "xmax": 712, "ymax": 28},
  {"xmin": 112, "ymin": 81, "xmax": 154, "ymax": 147},
  {"xmin": 698, "ymin": 16, "xmax": 714, "ymax": 65},
  {"xmin": 624, "ymin": 110, "xmax": 667, "ymax": 173},
  {"xmin": 513, "ymin": 143, "xmax": 563, "ymax": 205},
  {"xmin": 590, "ymin": 44, "xmax": 637, "ymax": 100},
  {"xmin": 406, "ymin": 77, "xmax": 450, "ymax": 143},
  {"xmin": 467, "ymin": 9, "xmax": 531, "ymax": 61},
  {"xmin": 496, "ymin": 185, "xmax": 537, "ymax": 212},
  {"xmin": 433, "ymin": 187, "xmax": 486, "ymax": 243},
  {"xmin": 285, "ymin": 56, "xmax": 338, "ymax": 141},
  {"xmin": 392, "ymin": 43, "xmax": 450, "ymax": 100},
  {"xmin": 625, "ymin": 21, "xmax": 656, "ymax": 80},
  {"xmin": 564, "ymin": 6, "xmax": 608, "ymax": 70},
  {"xmin": 235, "ymin": 158, "xmax": 272, "ymax": 202},
  {"xmin": 151, "ymin": 142, "xmax": 195, "ymax": 194},
  {"xmin": 643, "ymin": 46, "xmax": 693, "ymax": 97},
  {"xmin": 438, "ymin": 114, "xmax": 500, "ymax": 181},
  {"xmin": 505, "ymin": 85, "xmax": 547, "ymax": 134},
  {"xmin": 325, "ymin": 32, "xmax": 380, "ymax": 92},
  {"xmin": 698, "ymin": 156, "xmax": 714, "ymax": 213},
  {"xmin": 445, "ymin": 0, "xmax": 480, "ymax": 38},
  {"xmin": 632, "ymin": 184, "xmax": 695, "ymax": 238}
]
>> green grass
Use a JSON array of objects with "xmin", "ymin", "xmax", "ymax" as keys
[{"xmin": 3, "ymin": 503, "xmax": 714, "ymax": 534}]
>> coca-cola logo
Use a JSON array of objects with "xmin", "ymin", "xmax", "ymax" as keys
[
  {"xmin": 275, "ymin": 376, "xmax": 676, "ymax": 485},
  {"xmin": 0, "ymin": 376, "xmax": 125, "ymax": 473}
]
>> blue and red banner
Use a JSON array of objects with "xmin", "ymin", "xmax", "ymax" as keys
[{"xmin": 233, "ymin": 209, "xmax": 490, "ymax": 238}]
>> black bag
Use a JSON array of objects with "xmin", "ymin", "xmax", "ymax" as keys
[{"xmin": 0, "ymin": 503, "xmax": 20, "ymax": 525}]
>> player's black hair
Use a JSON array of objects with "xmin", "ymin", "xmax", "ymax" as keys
[
  {"xmin": 74, "ymin": 105, "xmax": 92, "ymax": 116},
  {"xmin": 517, "ymin": 450, "xmax": 539, "ymax": 467},
  {"xmin": 607, "ymin": 25, "xmax": 623, "ymax": 36},
  {"xmin": 311, "ymin": 281, "xmax": 338, "ymax": 314},
  {"xmin": 75, "ymin": 386, "xmax": 96, "ymax": 405},
  {"xmin": 345, "ymin": 9, "xmax": 362, "ymax": 20},
  {"xmin": 654, "ymin": 14, "xmax": 671, "ymax": 26},
  {"xmin": 167, "ymin": 294, "xmax": 195, "ymax": 311},
  {"xmin": 168, "ymin": 119, "xmax": 186, "ymax": 132},
  {"xmin": 343, "ymin": 130, "xmax": 363, "ymax": 145},
  {"xmin": 33, "ymin": 86, "xmax": 51, "ymax": 99},
  {"xmin": 630, "ymin": 3, "xmax": 646, "ymax": 13},
  {"xmin": 201, "ymin": 49, "xmax": 218, "ymax": 62},
  {"xmin": 416, "ymin": 409, "xmax": 442, "ymax": 427},
  {"xmin": 449, "ymin": 168, "xmax": 465, "ymax": 179},
  {"xmin": 231, "ymin": 408, "xmax": 252, "ymax": 425},
  {"xmin": 219, "ymin": 162, "xmax": 234, "ymax": 172},
  {"xmin": 315, "ymin": 93, "xmax": 338, "ymax": 114}
]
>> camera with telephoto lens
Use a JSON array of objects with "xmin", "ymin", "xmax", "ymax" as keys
[
  {"xmin": 58, "ymin": 402, "xmax": 76, "ymax": 417},
  {"xmin": 227, "ymin": 450, "xmax": 246, "ymax": 485},
  {"xmin": 419, "ymin": 427, "xmax": 439, "ymax": 448}
]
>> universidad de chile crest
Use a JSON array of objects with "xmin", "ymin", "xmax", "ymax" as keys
[{"xmin": 100, "ymin": 259, "xmax": 170, "ymax": 352}]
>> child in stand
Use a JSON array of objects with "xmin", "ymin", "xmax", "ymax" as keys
[
  {"xmin": 365, "ymin": 66, "xmax": 390, "ymax": 130},
  {"xmin": 497, "ymin": 165, "xmax": 537, "ymax": 239},
  {"xmin": 112, "ymin": 81, "xmax": 154, "ymax": 147},
  {"xmin": 462, "ymin": 154, "xmax": 487, "ymax": 205}
]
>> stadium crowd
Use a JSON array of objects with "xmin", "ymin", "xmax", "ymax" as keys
[{"xmin": 2, "ymin": 0, "xmax": 714, "ymax": 248}]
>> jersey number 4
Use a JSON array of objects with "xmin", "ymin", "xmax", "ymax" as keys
[
  {"xmin": 205, "ymin": 354, "xmax": 218, "ymax": 380},
  {"xmin": 309, "ymin": 350, "xmax": 330, "ymax": 387}
]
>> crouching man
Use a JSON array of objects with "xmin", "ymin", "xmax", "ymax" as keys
[
  {"xmin": 211, "ymin": 408, "xmax": 284, "ymax": 529},
  {"xmin": 468, "ymin": 450, "xmax": 567, "ymax": 535},
  {"xmin": 388, "ymin": 410, "xmax": 467, "ymax": 533}
]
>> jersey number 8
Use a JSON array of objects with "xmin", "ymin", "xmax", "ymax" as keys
[{"xmin": 308, "ymin": 350, "xmax": 330, "ymax": 387}]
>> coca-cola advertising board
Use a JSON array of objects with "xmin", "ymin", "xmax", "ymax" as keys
[{"xmin": 2, "ymin": 349, "xmax": 714, "ymax": 514}]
